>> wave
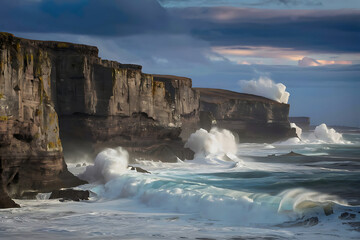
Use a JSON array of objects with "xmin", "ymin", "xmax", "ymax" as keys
[
  {"xmin": 80, "ymin": 147, "xmax": 129, "ymax": 183},
  {"xmin": 89, "ymin": 168, "xmax": 353, "ymax": 226},
  {"xmin": 185, "ymin": 127, "xmax": 237, "ymax": 157},
  {"xmin": 284, "ymin": 123, "xmax": 351, "ymax": 145}
]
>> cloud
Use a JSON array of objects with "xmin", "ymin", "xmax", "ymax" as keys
[
  {"xmin": 172, "ymin": 7, "xmax": 360, "ymax": 53},
  {"xmin": 159, "ymin": 0, "xmax": 323, "ymax": 8},
  {"xmin": 298, "ymin": 57, "xmax": 352, "ymax": 67},
  {"xmin": 0, "ymin": 0, "xmax": 181, "ymax": 36},
  {"xmin": 1, "ymin": 1, "xmax": 359, "ymax": 55}
]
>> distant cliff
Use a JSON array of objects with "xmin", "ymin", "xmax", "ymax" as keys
[
  {"xmin": 197, "ymin": 88, "xmax": 296, "ymax": 142},
  {"xmin": 289, "ymin": 117, "xmax": 310, "ymax": 131}
]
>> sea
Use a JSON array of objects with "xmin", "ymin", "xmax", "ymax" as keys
[{"xmin": 0, "ymin": 124, "xmax": 359, "ymax": 240}]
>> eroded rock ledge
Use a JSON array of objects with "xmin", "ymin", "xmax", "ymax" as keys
[{"xmin": 196, "ymin": 88, "xmax": 296, "ymax": 142}]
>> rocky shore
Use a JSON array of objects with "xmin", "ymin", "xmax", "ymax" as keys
[{"xmin": 0, "ymin": 32, "xmax": 295, "ymax": 208}]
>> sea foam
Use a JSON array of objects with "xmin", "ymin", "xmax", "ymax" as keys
[
  {"xmin": 282, "ymin": 123, "xmax": 348, "ymax": 145},
  {"xmin": 80, "ymin": 147, "xmax": 129, "ymax": 183},
  {"xmin": 185, "ymin": 128, "xmax": 237, "ymax": 157}
]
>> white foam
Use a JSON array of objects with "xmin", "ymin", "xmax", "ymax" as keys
[
  {"xmin": 185, "ymin": 127, "xmax": 237, "ymax": 157},
  {"xmin": 290, "ymin": 122, "xmax": 302, "ymax": 139},
  {"xmin": 313, "ymin": 124, "xmax": 345, "ymax": 144},
  {"xmin": 278, "ymin": 123, "xmax": 350, "ymax": 145},
  {"xmin": 79, "ymin": 147, "xmax": 129, "ymax": 183},
  {"xmin": 239, "ymin": 76, "xmax": 290, "ymax": 104}
]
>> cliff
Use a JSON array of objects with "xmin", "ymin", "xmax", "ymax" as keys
[
  {"xmin": 0, "ymin": 33, "xmax": 85, "ymax": 207},
  {"xmin": 196, "ymin": 88, "xmax": 296, "ymax": 142},
  {"xmin": 0, "ymin": 33, "xmax": 295, "ymax": 208}
]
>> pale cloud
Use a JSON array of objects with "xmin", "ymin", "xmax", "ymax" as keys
[
  {"xmin": 298, "ymin": 57, "xmax": 352, "ymax": 67},
  {"xmin": 213, "ymin": 46, "xmax": 355, "ymax": 66}
]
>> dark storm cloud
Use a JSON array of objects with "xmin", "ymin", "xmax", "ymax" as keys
[
  {"xmin": 248, "ymin": 0, "xmax": 322, "ymax": 6},
  {"xmin": 0, "ymin": 0, "xmax": 181, "ymax": 36},
  {"xmin": 159, "ymin": 0, "xmax": 323, "ymax": 7},
  {"xmin": 0, "ymin": 0, "xmax": 359, "ymax": 53},
  {"xmin": 171, "ymin": 7, "xmax": 360, "ymax": 53}
]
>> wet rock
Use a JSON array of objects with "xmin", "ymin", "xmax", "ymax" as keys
[
  {"xmin": 339, "ymin": 212, "xmax": 356, "ymax": 220},
  {"xmin": 279, "ymin": 217, "xmax": 319, "ymax": 227},
  {"xmin": 129, "ymin": 165, "xmax": 150, "ymax": 174},
  {"xmin": 49, "ymin": 189, "xmax": 90, "ymax": 202},
  {"xmin": 281, "ymin": 151, "xmax": 304, "ymax": 157},
  {"xmin": 295, "ymin": 217, "xmax": 319, "ymax": 227},
  {"xmin": 0, "ymin": 185, "xmax": 20, "ymax": 208}
]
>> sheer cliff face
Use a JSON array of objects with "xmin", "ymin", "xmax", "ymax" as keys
[
  {"xmin": 197, "ymin": 88, "xmax": 296, "ymax": 142},
  {"xmin": 0, "ymin": 33, "xmax": 84, "ymax": 205},
  {"xmin": 49, "ymin": 43, "xmax": 199, "ymax": 161}
]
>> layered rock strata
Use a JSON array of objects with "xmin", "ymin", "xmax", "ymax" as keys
[{"xmin": 196, "ymin": 88, "xmax": 296, "ymax": 142}]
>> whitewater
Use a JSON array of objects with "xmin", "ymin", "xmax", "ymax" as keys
[{"xmin": 1, "ymin": 126, "xmax": 360, "ymax": 240}]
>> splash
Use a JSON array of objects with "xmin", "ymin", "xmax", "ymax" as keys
[
  {"xmin": 79, "ymin": 147, "xmax": 129, "ymax": 183},
  {"xmin": 280, "ymin": 123, "xmax": 349, "ymax": 145},
  {"xmin": 185, "ymin": 128, "xmax": 237, "ymax": 157},
  {"xmin": 313, "ymin": 124, "xmax": 345, "ymax": 144},
  {"xmin": 239, "ymin": 76, "xmax": 290, "ymax": 104},
  {"xmin": 290, "ymin": 122, "xmax": 303, "ymax": 139}
]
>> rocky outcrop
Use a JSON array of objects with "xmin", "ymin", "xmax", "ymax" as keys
[{"xmin": 196, "ymin": 88, "xmax": 296, "ymax": 142}]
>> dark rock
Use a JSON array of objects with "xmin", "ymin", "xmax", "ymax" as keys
[
  {"xmin": 0, "ymin": 185, "xmax": 20, "ymax": 208},
  {"xmin": 129, "ymin": 165, "xmax": 151, "ymax": 174},
  {"xmin": 196, "ymin": 88, "xmax": 296, "ymax": 143},
  {"xmin": 76, "ymin": 164, "xmax": 81, "ymax": 167},
  {"xmin": 280, "ymin": 151, "xmax": 304, "ymax": 157},
  {"xmin": 279, "ymin": 217, "xmax": 319, "ymax": 227},
  {"xmin": 49, "ymin": 189, "xmax": 90, "ymax": 202},
  {"xmin": 297, "ymin": 217, "xmax": 319, "ymax": 227},
  {"xmin": 339, "ymin": 212, "xmax": 356, "ymax": 220}
]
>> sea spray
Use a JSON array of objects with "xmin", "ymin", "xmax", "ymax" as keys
[
  {"xmin": 313, "ymin": 124, "xmax": 344, "ymax": 144},
  {"xmin": 239, "ymin": 76, "xmax": 290, "ymax": 104},
  {"xmin": 185, "ymin": 128, "xmax": 237, "ymax": 157},
  {"xmin": 280, "ymin": 123, "xmax": 348, "ymax": 145},
  {"xmin": 80, "ymin": 147, "xmax": 129, "ymax": 183},
  {"xmin": 290, "ymin": 122, "xmax": 302, "ymax": 139}
]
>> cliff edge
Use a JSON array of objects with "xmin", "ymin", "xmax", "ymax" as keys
[{"xmin": 197, "ymin": 88, "xmax": 296, "ymax": 142}]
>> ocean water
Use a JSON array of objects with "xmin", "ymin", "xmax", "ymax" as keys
[{"xmin": 1, "ymin": 126, "xmax": 360, "ymax": 240}]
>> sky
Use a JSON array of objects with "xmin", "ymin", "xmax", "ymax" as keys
[{"xmin": 0, "ymin": 0, "xmax": 359, "ymax": 127}]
